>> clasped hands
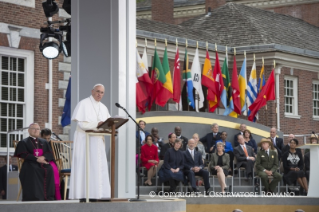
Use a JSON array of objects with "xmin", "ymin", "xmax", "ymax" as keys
[
  {"xmin": 264, "ymin": 170, "xmax": 273, "ymax": 176},
  {"xmin": 170, "ymin": 168, "xmax": 180, "ymax": 173},
  {"xmin": 191, "ymin": 167, "xmax": 201, "ymax": 172},
  {"xmin": 36, "ymin": 156, "xmax": 49, "ymax": 164},
  {"xmin": 149, "ymin": 160, "xmax": 158, "ymax": 167}
]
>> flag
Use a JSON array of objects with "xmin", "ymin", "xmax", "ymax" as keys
[
  {"xmin": 208, "ymin": 51, "xmax": 223, "ymax": 112},
  {"xmin": 191, "ymin": 48, "xmax": 204, "ymax": 112},
  {"xmin": 258, "ymin": 63, "xmax": 266, "ymax": 94},
  {"xmin": 173, "ymin": 47, "xmax": 181, "ymax": 103},
  {"xmin": 202, "ymin": 50, "xmax": 214, "ymax": 93},
  {"xmin": 142, "ymin": 47, "xmax": 149, "ymax": 73},
  {"xmin": 247, "ymin": 61, "xmax": 258, "ymax": 120},
  {"xmin": 136, "ymin": 49, "xmax": 152, "ymax": 113},
  {"xmin": 61, "ymin": 77, "xmax": 71, "ymax": 127},
  {"xmin": 248, "ymin": 70, "xmax": 275, "ymax": 121},
  {"xmin": 224, "ymin": 55, "xmax": 241, "ymax": 116},
  {"xmin": 156, "ymin": 47, "xmax": 173, "ymax": 106},
  {"xmin": 150, "ymin": 48, "xmax": 166, "ymax": 108},
  {"xmin": 182, "ymin": 48, "xmax": 195, "ymax": 109},
  {"xmin": 220, "ymin": 54, "xmax": 230, "ymax": 110},
  {"xmin": 239, "ymin": 57, "xmax": 247, "ymax": 113}
]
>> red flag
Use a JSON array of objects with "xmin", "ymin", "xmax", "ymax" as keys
[
  {"xmin": 231, "ymin": 55, "xmax": 241, "ymax": 114},
  {"xmin": 208, "ymin": 51, "xmax": 223, "ymax": 112},
  {"xmin": 136, "ymin": 81, "xmax": 148, "ymax": 113},
  {"xmin": 248, "ymin": 70, "xmax": 275, "ymax": 121},
  {"xmin": 173, "ymin": 47, "xmax": 181, "ymax": 103},
  {"xmin": 136, "ymin": 49, "xmax": 153, "ymax": 113}
]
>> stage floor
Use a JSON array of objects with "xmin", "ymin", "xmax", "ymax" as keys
[
  {"xmin": 0, "ymin": 199, "xmax": 186, "ymax": 212},
  {"xmin": 1, "ymin": 195, "xmax": 318, "ymax": 212}
]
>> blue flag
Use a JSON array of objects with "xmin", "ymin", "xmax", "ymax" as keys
[{"xmin": 61, "ymin": 77, "xmax": 71, "ymax": 127}]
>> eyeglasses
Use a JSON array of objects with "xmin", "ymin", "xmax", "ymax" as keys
[{"xmin": 30, "ymin": 128, "xmax": 40, "ymax": 131}]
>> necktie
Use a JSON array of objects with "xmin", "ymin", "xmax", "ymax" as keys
[
  {"xmin": 9, "ymin": 165, "xmax": 12, "ymax": 172},
  {"xmin": 273, "ymin": 138, "xmax": 276, "ymax": 147},
  {"xmin": 191, "ymin": 150, "xmax": 194, "ymax": 160},
  {"xmin": 243, "ymin": 146, "xmax": 248, "ymax": 157}
]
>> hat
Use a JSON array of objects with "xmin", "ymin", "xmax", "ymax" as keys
[
  {"xmin": 310, "ymin": 132, "xmax": 318, "ymax": 142},
  {"xmin": 258, "ymin": 138, "xmax": 274, "ymax": 149}
]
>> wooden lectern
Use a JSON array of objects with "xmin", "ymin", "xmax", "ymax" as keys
[
  {"xmin": 85, "ymin": 117, "xmax": 128, "ymax": 202},
  {"xmin": 297, "ymin": 144, "xmax": 319, "ymax": 197}
]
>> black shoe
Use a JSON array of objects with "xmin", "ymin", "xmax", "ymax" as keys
[
  {"xmin": 192, "ymin": 188, "xmax": 199, "ymax": 193},
  {"xmin": 205, "ymin": 188, "xmax": 211, "ymax": 195}
]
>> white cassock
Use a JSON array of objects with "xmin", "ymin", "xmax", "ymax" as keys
[{"xmin": 69, "ymin": 95, "xmax": 111, "ymax": 199}]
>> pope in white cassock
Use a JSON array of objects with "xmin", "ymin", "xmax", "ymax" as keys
[{"xmin": 69, "ymin": 84, "xmax": 111, "ymax": 200}]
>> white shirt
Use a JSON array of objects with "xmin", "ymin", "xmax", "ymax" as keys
[{"xmin": 140, "ymin": 131, "xmax": 145, "ymax": 144}]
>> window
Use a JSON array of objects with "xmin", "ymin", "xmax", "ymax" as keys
[
  {"xmin": 313, "ymin": 81, "xmax": 319, "ymax": 119},
  {"xmin": 0, "ymin": 47, "xmax": 34, "ymax": 148},
  {"xmin": 284, "ymin": 76, "xmax": 300, "ymax": 119}
]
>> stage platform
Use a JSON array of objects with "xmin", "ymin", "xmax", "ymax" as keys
[{"xmin": 0, "ymin": 199, "xmax": 186, "ymax": 212}]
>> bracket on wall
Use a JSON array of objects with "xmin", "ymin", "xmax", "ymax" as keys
[{"xmin": 7, "ymin": 25, "xmax": 22, "ymax": 48}]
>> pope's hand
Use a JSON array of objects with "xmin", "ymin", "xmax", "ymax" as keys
[{"xmin": 97, "ymin": 121, "xmax": 104, "ymax": 127}]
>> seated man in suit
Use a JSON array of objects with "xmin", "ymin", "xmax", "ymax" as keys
[
  {"xmin": 183, "ymin": 139, "xmax": 210, "ymax": 194},
  {"xmin": 0, "ymin": 155, "xmax": 18, "ymax": 199},
  {"xmin": 270, "ymin": 127, "xmax": 284, "ymax": 160},
  {"xmin": 200, "ymin": 123, "xmax": 221, "ymax": 154},
  {"xmin": 234, "ymin": 134, "xmax": 255, "ymax": 179},
  {"xmin": 233, "ymin": 123, "xmax": 246, "ymax": 147},
  {"xmin": 256, "ymin": 138, "xmax": 282, "ymax": 193},
  {"xmin": 174, "ymin": 126, "xmax": 188, "ymax": 151},
  {"xmin": 136, "ymin": 120, "xmax": 150, "ymax": 154}
]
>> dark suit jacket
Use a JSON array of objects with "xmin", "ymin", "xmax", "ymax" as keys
[
  {"xmin": 233, "ymin": 132, "xmax": 242, "ymax": 147},
  {"xmin": 0, "ymin": 164, "xmax": 18, "ymax": 198},
  {"xmin": 256, "ymin": 149, "xmax": 278, "ymax": 173},
  {"xmin": 159, "ymin": 142, "xmax": 173, "ymax": 160},
  {"xmin": 272, "ymin": 137, "xmax": 284, "ymax": 159},
  {"xmin": 234, "ymin": 145, "xmax": 255, "ymax": 169},
  {"xmin": 183, "ymin": 149, "xmax": 203, "ymax": 170},
  {"xmin": 304, "ymin": 152, "xmax": 310, "ymax": 171},
  {"xmin": 177, "ymin": 135, "xmax": 188, "ymax": 151},
  {"xmin": 135, "ymin": 130, "xmax": 150, "ymax": 153},
  {"xmin": 200, "ymin": 132, "xmax": 221, "ymax": 153}
]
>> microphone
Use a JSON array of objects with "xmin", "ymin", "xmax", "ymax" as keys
[
  {"xmin": 115, "ymin": 103, "xmax": 124, "ymax": 109},
  {"xmin": 52, "ymin": 132, "xmax": 63, "ymax": 141}
]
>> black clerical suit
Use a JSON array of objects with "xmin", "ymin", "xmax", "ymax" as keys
[
  {"xmin": 183, "ymin": 149, "xmax": 210, "ymax": 192},
  {"xmin": 271, "ymin": 137, "xmax": 284, "ymax": 160},
  {"xmin": 200, "ymin": 132, "xmax": 221, "ymax": 153},
  {"xmin": 0, "ymin": 164, "xmax": 18, "ymax": 199},
  {"xmin": 234, "ymin": 144, "xmax": 255, "ymax": 177},
  {"xmin": 159, "ymin": 142, "xmax": 174, "ymax": 160},
  {"xmin": 176, "ymin": 135, "xmax": 188, "ymax": 151},
  {"xmin": 14, "ymin": 137, "xmax": 55, "ymax": 201}
]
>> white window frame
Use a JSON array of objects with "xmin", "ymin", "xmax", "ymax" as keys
[
  {"xmin": 313, "ymin": 80, "xmax": 319, "ymax": 121},
  {"xmin": 284, "ymin": 75, "xmax": 300, "ymax": 119},
  {"xmin": 0, "ymin": 0, "xmax": 35, "ymax": 8},
  {"xmin": 0, "ymin": 46, "xmax": 34, "ymax": 151}
]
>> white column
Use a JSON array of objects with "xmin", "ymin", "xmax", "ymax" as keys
[
  {"xmin": 71, "ymin": 0, "xmax": 136, "ymax": 198},
  {"xmin": 275, "ymin": 66, "xmax": 281, "ymax": 131}
]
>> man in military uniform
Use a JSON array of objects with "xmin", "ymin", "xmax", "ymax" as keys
[{"xmin": 256, "ymin": 138, "xmax": 282, "ymax": 193}]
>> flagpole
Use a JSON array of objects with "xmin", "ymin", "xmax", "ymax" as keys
[{"xmin": 243, "ymin": 51, "xmax": 247, "ymax": 116}]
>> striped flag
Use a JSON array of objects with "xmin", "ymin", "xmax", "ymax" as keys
[
  {"xmin": 247, "ymin": 60, "xmax": 258, "ymax": 120},
  {"xmin": 182, "ymin": 48, "xmax": 195, "ymax": 109},
  {"xmin": 258, "ymin": 63, "xmax": 266, "ymax": 94},
  {"xmin": 239, "ymin": 57, "xmax": 247, "ymax": 113}
]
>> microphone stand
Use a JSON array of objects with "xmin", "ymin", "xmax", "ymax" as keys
[{"xmin": 117, "ymin": 105, "xmax": 145, "ymax": 202}]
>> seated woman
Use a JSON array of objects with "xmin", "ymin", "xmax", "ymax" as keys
[
  {"xmin": 243, "ymin": 130, "xmax": 257, "ymax": 155},
  {"xmin": 159, "ymin": 138, "xmax": 184, "ymax": 192},
  {"xmin": 282, "ymin": 139, "xmax": 308, "ymax": 194},
  {"xmin": 209, "ymin": 142, "xmax": 230, "ymax": 192},
  {"xmin": 215, "ymin": 131, "xmax": 233, "ymax": 174},
  {"xmin": 190, "ymin": 133, "xmax": 206, "ymax": 163},
  {"xmin": 141, "ymin": 135, "xmax": 159, "ymax": 186}
]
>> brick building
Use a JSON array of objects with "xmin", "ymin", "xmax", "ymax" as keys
[
  {"xmin": 136, "ymin": 1, "xmax": 319, "ymax": 145},
  {"xmin": 0, "ymin": 0, "xmax": 70, "ymax": 165}
]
